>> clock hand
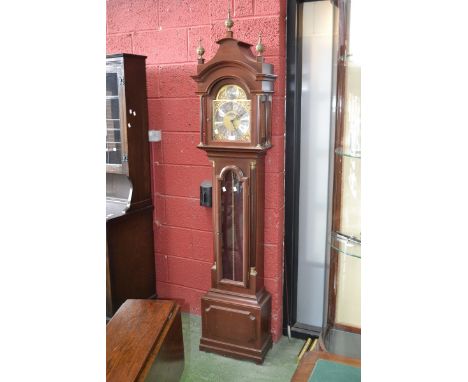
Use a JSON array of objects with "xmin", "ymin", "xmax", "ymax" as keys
[{"xmin": 229, "ymin": 113, "xmax": 238, "ymax": 123}]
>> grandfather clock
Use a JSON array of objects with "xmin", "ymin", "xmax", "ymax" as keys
[{"xmin": 192, "ymin": 12, "xmax": 276, "ymax": 364}]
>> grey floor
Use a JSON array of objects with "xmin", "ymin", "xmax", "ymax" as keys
[{"xmin": 180, "ymin": 313, "xmax": 304, "ymax": 382}]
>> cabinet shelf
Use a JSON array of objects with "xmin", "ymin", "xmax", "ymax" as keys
[
  {"xmin": 330, "ymin": 231, "xmax": 361, "ymax": 259},
  {"xmin": 106, "ymin": 145, "xmax": 122, "ymax": 150},
  {"xmin": 335, "ymin": 148, "xmax": 361, "ymax": 159}
]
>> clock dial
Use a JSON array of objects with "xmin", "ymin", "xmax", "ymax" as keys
[{"xmin": 213, "ymin": 85, "xmax": 251, "ymax": 142}]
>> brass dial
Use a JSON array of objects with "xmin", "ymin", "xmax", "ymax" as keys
[{"xmin": 213, "ymin": 85, "xmax": 251, "ymax": 142}]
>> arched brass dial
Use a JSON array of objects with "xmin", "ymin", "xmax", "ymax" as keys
[{"xmin": 213, "ymin": 85, "xmax": 251, "ymax": 142}]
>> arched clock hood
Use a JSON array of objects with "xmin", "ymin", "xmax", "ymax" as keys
[{"xmin": 192, "ymin": 25, "xmax": 276, "ymax": 153}]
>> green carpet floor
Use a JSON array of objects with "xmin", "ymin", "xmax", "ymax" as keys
[
  {"xmin": 180, "ymin": 313, "xmax": 304, "ymax": 382},
  {"xmin": 309, "ymin": 360, "xmax": 360, "ymax": 382}
]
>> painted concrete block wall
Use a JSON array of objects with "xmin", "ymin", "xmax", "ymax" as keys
[{"xmin": 107, "ymin": 0, "xmax": 286, "ymax": 341}]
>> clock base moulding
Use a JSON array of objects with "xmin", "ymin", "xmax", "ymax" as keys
[{"xmin": 199, "ymin": 288, "xmax": 272, "ymax": 364}]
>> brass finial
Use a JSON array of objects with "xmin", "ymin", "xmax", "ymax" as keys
[
  {"xmin": 225, "ymin": 8, "xmax": 234, "ymax": 36},
  {"xmin": 196, "ymin": 38, "xmax": 205, "ymax": 63},
  {"xmin": 256, "ymin": 33, "xmax": 264, "ymax": 55},
  {"xmin": 256, "ymin": 33, "xmax": 265, "ymax": 62}
]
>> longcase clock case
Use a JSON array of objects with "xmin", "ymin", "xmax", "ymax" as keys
[{"xmin": 192, "ymin": 27, "xmax": 276, "ymax": 363}]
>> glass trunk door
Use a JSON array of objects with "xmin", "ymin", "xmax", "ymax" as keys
[{"xmin": 218, "ymin": 167, "xmax": 247, "ymax": 286}]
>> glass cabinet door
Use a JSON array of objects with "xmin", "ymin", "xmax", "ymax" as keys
[
  {"xmin": 106, "ymin": 62, "xmax": 128, "ymax": 174},
  {"xmin": 322, "ymin": 0, "xmax": 361, "ymax": 359}
]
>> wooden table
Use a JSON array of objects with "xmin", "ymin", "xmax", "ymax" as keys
[
  {"xmin": 107, "ymin": 299, "xmax": 184, "ymax": 381},
  {"xmin": 291, "ymin": 351, "xmax": 360, "ymax": 382}
]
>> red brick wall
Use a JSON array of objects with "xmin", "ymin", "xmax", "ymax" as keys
[{"xmin": 107, "ymin": 0, "xmax": 286, "ymax": 341}]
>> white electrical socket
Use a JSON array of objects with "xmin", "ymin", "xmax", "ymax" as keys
[{"xmin": 148, "ymin": 130, "xmax": 162, "ymax": 142}]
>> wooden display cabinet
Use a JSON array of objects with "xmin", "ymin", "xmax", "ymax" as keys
[
  {"xmin": 106, "ymin": 54, "xmax": 155, "ymax": 319},
  {"xmin": 320, "ymin": 0, "xmax": 361, "ymax": 359}
]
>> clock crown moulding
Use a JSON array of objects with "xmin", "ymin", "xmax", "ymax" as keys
[
  {"xmin": 197, "ymin": 7, "xmax": 236, "ymax": 63},
  {"xmin": 192, "ymin": 8, "xmax": 276, "ymax": 75},
  {"xmin": 192, "ymin": 12, "xmax": 277, "ymax": 152}
]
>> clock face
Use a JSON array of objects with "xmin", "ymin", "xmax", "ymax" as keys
[{"xmin": 212, "ymin": 85, "xmax": 251, "ymax": 142}]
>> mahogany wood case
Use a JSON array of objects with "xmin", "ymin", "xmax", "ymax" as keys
[
  {"xmin": 106, "ymin": 54, "xmax": 155, "ymax": 318},
  {"xmin": 192, "ymin": 28, "xmax": 276, "ymax": 363},
  {"xmin": 106, "ymin": 300, "xmax": 184, "ymax": 382}
]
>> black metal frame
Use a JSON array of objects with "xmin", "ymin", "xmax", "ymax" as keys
[{"xmin": 283, "ymin": 0, "xmax": 325, "ymax": 340}]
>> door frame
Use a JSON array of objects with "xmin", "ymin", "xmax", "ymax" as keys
[{"xmin": 283, "ymin": 0, "xmax": 335, "ymax": 339}]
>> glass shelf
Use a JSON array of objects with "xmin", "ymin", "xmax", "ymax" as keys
[
  {"xmin": 335, "ymin": 147, "xmax": 361, "ymax": 159},
  {"xmin": 330, "ymin": 231, "xmax": 361, "ymax": 259},
  {"xmin": 106, "ymin": 142, "xmax": 122, "ymax": 165},
  {"xmin": 107, "ymin": 129, "xmax": 121, "ymax": 142}
]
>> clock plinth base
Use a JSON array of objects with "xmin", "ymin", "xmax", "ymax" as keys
[{"xmin": 199, "ymin": 288, "xmax": 272, "ymax": 364}]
